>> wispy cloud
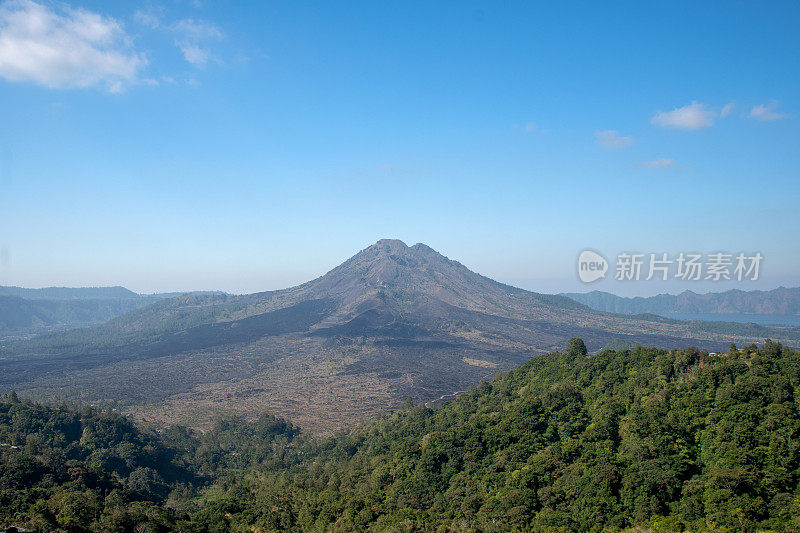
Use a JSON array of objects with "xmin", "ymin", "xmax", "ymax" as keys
[
  {"xmin": 720, "ymin": 102, "xmax": 735, "ymax": 118},
  {"xmin": 133, "ymin": 10, "xmax": 223, "ymax": 68},
  {"xmin": 594, "ymin": 129, "xmax": 633, "ymax": 149},
  {"xmin": 133, "ymin": 7, "xmax": 163, "ymax": 30},
  {"xmin": 0, "ymin": 0, "xmax": 146, "ymax": 91},
  {"xmin": 749, "ymin": 101, "xmax": 790, "ymax": 121},
  {"xmin": 512, "ymin": 122, "xmax": 545, "ymax": 134},
  {"xmin": 173, "ymin": 18, "xmax": 222, "ymax": 67},
  {"xmin": 637, "ymin": 158, "xmax": 674, "ymax": 169},
  {"xmin": 173, "ymin": 18, "xmax": 222, "ymax": 41},
  {"xmin": 651, "ymin": 101, "xmax": 715, "ymax": 130}
]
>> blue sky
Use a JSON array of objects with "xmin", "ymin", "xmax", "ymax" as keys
[{"xmin": 0, "ymin": 0, "xmax": 798, "ymax": 296}]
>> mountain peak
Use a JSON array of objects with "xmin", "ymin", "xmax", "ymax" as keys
[
  {"xmin": 309, "ymin": 239, "xmax": 464, "ymax": 298},
  {"xmin": 369, "ymin": 239, "xmax": 409, "ymax": 253},
  {"xmin": 364, "ymin": 240, "xmax": 443, "ymax": 261},
  {"xmin": 296, "ymin": 239, "xmax": 586, "ymax": 322},
  {"xmin": 355, "ymin": 239, "xmax": 453, "ymax": 270},
  {"xmin": 411, "ymin": 242, "xmax": 436, "ymax": 253}
]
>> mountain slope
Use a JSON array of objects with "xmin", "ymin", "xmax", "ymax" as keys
[{"xmin": 2, "ymin": 240, "xmax": 798, "ymax": 432}]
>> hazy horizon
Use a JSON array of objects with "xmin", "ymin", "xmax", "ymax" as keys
[{"xmin": 1, "ymin": 237, "xmax": 797, "ymax": 299}]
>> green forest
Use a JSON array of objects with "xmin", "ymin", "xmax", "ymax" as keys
[{"xmin": 2, "ymin": 340, "xmax": 800, "ymax": 532}]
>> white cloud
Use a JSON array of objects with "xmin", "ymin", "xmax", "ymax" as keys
[
  {"xmin": 177, "ymin": 42, "xmax": 209, "ymax": 67},
  {"xmin": 637, "ymin": 158, "xmax": 674, "ymax": 169},
  {"xmin": 0, "ymin": 0, "xmax": 146, "ymax": 91},
  {"xmin": 594, "ymin": 129, "xmax": 633, "ymax": 148},
  {"xmin": 749, "ymin": 101, "xmax": 789, "ymax": 121},
  {"xmin": 524, "ymin": 122, "xmax": 538, "ymax": 133},
  {"xmin": 651, "ymin": 101, "xmax": 715, "ymax": 130},
  {"xmin": 720, "ymin": 102, "xmax": 735, "ymax": 118}
]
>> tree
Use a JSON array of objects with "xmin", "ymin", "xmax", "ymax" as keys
[{"xmin": 567, "ymin": 337, "xmax": 588, "ymax": 357}]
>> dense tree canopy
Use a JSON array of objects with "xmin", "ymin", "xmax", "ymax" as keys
[{"xmin": 2, "ymin": 340, "xmax": 800, "ymax": 531}]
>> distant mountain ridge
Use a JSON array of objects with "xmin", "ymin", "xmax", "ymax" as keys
[
  {"xmin": 0, "ymin": 285, "xmax": 140, "ymax": 300},
  {"xmin": 0, "ymin": 286, "xmax": 227, "ymax": 336},
  {"xmin": 563, "ymin": 287, "xmax": 800, "ymax": 315},
  {"xmin": 0, "ymin": 295, "xmax": 156, "ymax": 335}
]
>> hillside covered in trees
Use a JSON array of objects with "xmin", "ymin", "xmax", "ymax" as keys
[{"xmin": 2, "ymin": 340, "xmax": 800, "ymax": 531}]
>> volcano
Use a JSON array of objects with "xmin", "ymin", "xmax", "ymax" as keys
[{"xmin": 0, "ymin": 239, "xmax": 778, "ymax": 432}]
